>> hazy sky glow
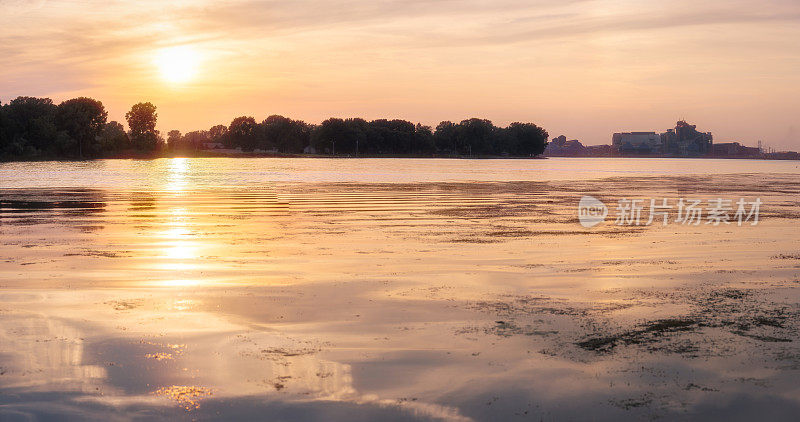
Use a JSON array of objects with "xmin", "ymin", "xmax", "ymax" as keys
[{"xmin": 2, "ymin": 0, "xmax": 799, "ymax": 148}]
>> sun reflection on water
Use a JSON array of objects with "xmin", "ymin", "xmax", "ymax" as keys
[
  {"xmin": 153, "ymin": 385, "xmax": 213, "ymax": 410},
  {"xmin": 162, "ymin": 242, "xmax": 197, "ymax": 260},
  {"xmin": 158, "ymin": 161, "xmax": 203, "ymax": 287},
  {"xmin": 165, "ymin": 158, "xmax": 189, "ymax": 192},
  {"xmin": 160, "ymin": 279, "xmax": 201, "ymax": 287}
]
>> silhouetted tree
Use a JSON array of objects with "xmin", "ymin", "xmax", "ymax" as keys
[
  {"xmin": 125, "ymin": 102, "xmax": 160, "ymax": 152},
  {"xmin": 167, "ymin": 130, "xmax": 182, "ymax": 150},
  {"xmin": 2, "ymin": 97, "xmax": 61, "ymax": 157},
  {"xmin": 228, "ymin": 116, "xmax": 258, "ymax": 151},
  {"xmin": 183, "ymin": 130, "xmax": 209, "ymax": 151},
  {"xmin": 364, "ymin": 119, "xmax": 415, "ymax": 154},
  {"xmin": 502, "ymin": 122, "xmax": 549, "ymax": 156},
  {"xmin": 98, "ymin": 121, "xmax": 129, "ymax": 154},
  {"xmin": 414, "ymin": 123, "xmax": 435, "ymax": 155},
  {"xmin": 56, "ymin": 97, "xmax": 108, "ymax": 158},
  {"xmin": 0, "ymin": 95, "xmax": 550, "ymax": 160},
  {"xmin": 208, "ymin": 125, "xmax": 227, "ymax": 145},
  {"xmin": 312, "ymin": 118, "xmax": 368, "ymax": 155},
  {"xmin": 455, "ymin": 118, "xmax": 494, "ymax": 155},
  {"xmin": 261, "ymin": 115, "xmax": 311, "ymax": 153},
  {"xmin": 311, "ymin": 118, "xmax": 343, "ymax": 154},
  {"xmin": 434, "ymin": 121, "xmax": 458, "ymax": 154}
]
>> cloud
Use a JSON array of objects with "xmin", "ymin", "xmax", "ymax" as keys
[
  {"xmin": 4, "ymin": 0, "xmax": 799, "ymax": 70},
  {"xmin": 2, "ymin": 0, "xmax": 799, "ymax": 147}
]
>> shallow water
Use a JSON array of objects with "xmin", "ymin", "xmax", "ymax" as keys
[{"xmin": 1, "ymin": 158, "xmax": 799, "ymax": 421}]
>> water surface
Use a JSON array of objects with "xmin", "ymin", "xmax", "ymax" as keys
[
  {"xmin": 1, "ymin": 158, "xmax": 799, "ymax": 421},
  {"xmin": 2, "ymin": 157, "xmax": 799, "ymax": 187}
]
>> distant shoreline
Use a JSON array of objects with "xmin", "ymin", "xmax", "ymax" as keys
[
  {"xmin": 1, "ymin": 151, "xmax": 551, "ymax": 162},
  {"xmin": 545, "ymin": 154, "xmax": 799, "ymax": 161},
  {"xmin": 3, "ymin": 152, "xmax": 799, "ymax": 163}
]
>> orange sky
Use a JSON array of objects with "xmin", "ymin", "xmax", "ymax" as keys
[{"xmin": 2, "ymin": 0, "xmax": 799, "ymax": 149}]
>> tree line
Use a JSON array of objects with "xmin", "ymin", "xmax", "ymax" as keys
[{"xmin": 0, "ymin": 96, "xmax": 549, "ymax": 160}]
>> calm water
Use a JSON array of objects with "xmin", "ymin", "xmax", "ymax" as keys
[
  {"xmin": 1, "ymin": 157, "xmax": 799, "ymax": 187},
  {"xmin": 1, "ymin": 158, "xmax": 799, "ymax": 421}
]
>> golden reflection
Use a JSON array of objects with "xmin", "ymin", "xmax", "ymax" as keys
[
  {"xmin": 158, "ymin": 171, "xmax": 204, "ymax": 286},
  {"xmin": 158, "ymin": 262, "xmax": 196, "ymax": 271},
  {"xmin": 163, "ymin": 242, "xmax": 197, "ymax": 260},
  {"xmin": 161, "ymin": 226, "xmax": 192, "ymax": 238},
  {"xmin": 166, "ymin": 158, "xmax": 189, "ymax": 192},
  {"xmin": 172, "ymin": 299, "xmax": 199, "ymax": 311},
  {"xmin": 160, "ymin": 279, "xmax": 201, "ymax": 287},
  {"xmin": 169, "ymin": 207, "xmax": 189, "ymax": 216},
  {"xmin": 145, "ymin": 352, "xmax": 175, "ymax": 361},
  {"xmin": 153, "ymin": 385, "xmax": 213, "ymax": 410}
]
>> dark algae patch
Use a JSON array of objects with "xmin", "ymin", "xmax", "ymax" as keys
[{"xmin": 577, "ymin": 318, "xmax": 699, "ymax": 352}]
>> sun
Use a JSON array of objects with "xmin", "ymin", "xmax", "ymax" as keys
[{"xmin": 154, "ymin": 45, "xmax": 201, "ymax": 84}]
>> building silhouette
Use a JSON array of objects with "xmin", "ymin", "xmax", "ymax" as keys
[
  {"xmin": 712, "ymin": 142, "xmax": 760, "ymax": 157},
  {"xmin": 612, "ymin": 132, "xmax": 662, "ymax": 155},
  {"xmin": 612, "ymin": 121, "xmax": 713, "ymax": 156},
  {"xmin": 661, "ymin": 120, "xmax": 713, "ymax": 156}
]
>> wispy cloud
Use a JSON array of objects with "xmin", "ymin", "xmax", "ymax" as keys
[{"xmin": 2, "ymin": 0, "xmax": 799, "ymax": 148}]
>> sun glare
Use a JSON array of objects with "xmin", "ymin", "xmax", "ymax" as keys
[{"xmin": 155, "ymin": 46, "xmax": 200, "ymax": 84}]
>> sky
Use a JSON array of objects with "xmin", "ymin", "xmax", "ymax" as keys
[{"xmin": 1, "ymin": 0, "xmax": 799, "ymax": 149}]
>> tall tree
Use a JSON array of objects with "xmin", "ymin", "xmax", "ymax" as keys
[
  {"xmin": 3, "ymin": 96, "xmax": 60, "ymax": 156},
  {"xmin": 125, "ymin": 102, "xmax": 160, "ymax": 152},
  {"xmin": 414, "ymin": 123, "xmax": 435, "ymax": 154},
  {"xmin": 311, "ymin": 118, "xmax": 345, "ymax": 154},
  {"xmin": 167, "ymin": 130, "xmax": 182, "ymax": 150},
  {"xmin": 312, "ymin": 118, "xmax": 367, "ymax": 155},
  {"xmin": 228, "ymin": 116, "xmax": 258, "ymax": 151},
  {"xmin": 98, "ymin": 121, "xmax": 129, "ymax": 154},
  {"xmin": 434, "ymin": 121, "xmax": 458, "ymax": 154},
  {"xmin": 261, "ymin": 115, "xmax": 311, "ymax": 153},
  {"xmin": 366, "ymin": 119, "xmax": 416, "ymax": 154},
  {"xmin": 208, "ymin": 124, "xmax": 227, "ymax": 144},
  {"xmin": 503, "ymin": 122, "xmax": 549, "ymax": 156},
  {"xmin": 456, "ymin": 118, "xmax": 495, "ymax": 155},
  {"xmin": 56, "ymin": 97, "xmax": 108, "ymax": 158}
]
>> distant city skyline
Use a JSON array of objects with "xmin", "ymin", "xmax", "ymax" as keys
[{"xmin": 2, "ymin": 0, "xmax": 799, "ymax": 150}]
